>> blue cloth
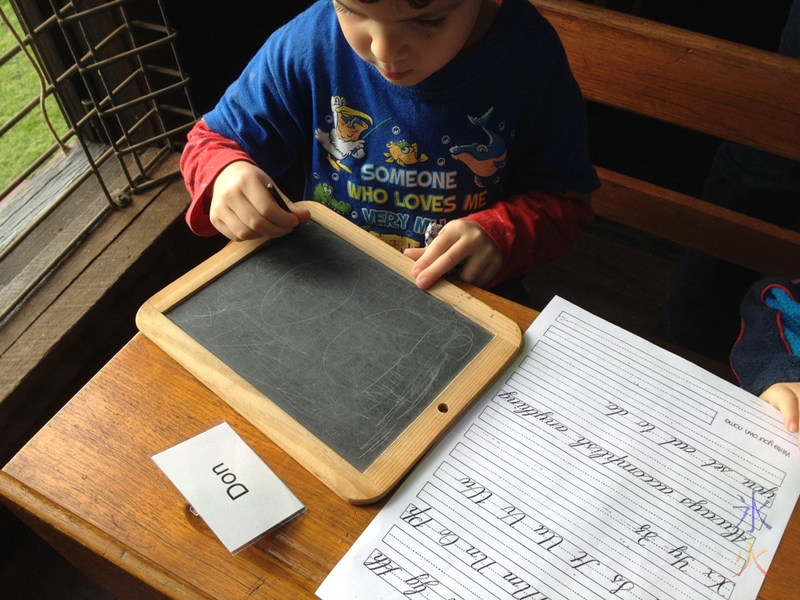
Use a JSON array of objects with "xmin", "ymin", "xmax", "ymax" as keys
[
  {"xmin": 731, "ymin": 277, "xmax": 800, "ymax": 395},
  {"xmin": 765, "ymin": 287, "xmax": 800, "ymax": 353},
  {"xmin": 202, "ymin": 0, "xmax": 598, "ymax": 250}
]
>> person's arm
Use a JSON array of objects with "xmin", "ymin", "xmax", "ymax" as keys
[
  {"xmin": 464, "ymin": 189, "xmax": 594, "ymax": 287},
  {"xmin": 404, "ymin": 189, "xmax": 593, "ymax": 290},
  {"xmin": 180, "ymin": 119, "xmax": 258, "ymax": 237},
  {"xmin": 180, "ymin": 120, "xmax": 309, "ymax": 239}
]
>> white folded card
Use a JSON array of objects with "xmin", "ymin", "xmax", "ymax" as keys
[{"xmin": 152, "ymin": 421, "xmax": 305, "ymax": 554}]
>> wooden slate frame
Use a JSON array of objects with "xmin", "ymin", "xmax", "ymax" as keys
[{"xmin": 136, "ymin": 202, "xmax": 522, "ymax": 504}]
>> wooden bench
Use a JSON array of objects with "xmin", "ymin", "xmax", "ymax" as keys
[{"xmin": 532, "ymin": 0, "xmax": 800, "ymax": 278}]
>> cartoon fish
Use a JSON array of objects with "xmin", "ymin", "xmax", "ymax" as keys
[
  {"xmin": 384, "ymin": 140, "xmax": 428, "ymax": 166},
  {"xmin": 449, "ymin": 107, "xmax": 507, "ymax": 186}
]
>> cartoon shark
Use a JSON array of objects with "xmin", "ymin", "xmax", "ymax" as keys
[{"xmin": 449, "ymin": 107, "xmax": 507, "ymax": 186}]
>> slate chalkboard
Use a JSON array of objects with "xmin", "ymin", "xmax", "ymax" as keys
[
  {"xmin": 137, "ymin": 202, "xmax": 522, "ymax": 503},
  {"xmin": 167, "ymin": 221, "xmax": 493, "ymax": 472}
]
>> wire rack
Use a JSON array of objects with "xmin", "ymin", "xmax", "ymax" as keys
[
  {"xmin": 0, "ymin": 0, "xmax": 198, "ymax": 323},
  {"xmin": 29, "ymin": 0, "xmax": 197, "ymax": 206}
]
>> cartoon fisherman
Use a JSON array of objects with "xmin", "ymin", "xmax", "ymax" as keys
[{"xmin": 315, "ymin": 96, "xmax": 374, "ymax": 173}]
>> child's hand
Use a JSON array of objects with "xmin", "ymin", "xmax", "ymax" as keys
[
  {"xmin": 761, "ymin": 382, "xmax": 800, "ymax": 444},
  {"xmin": 403, "ymin": 220, "xmax": 502, "ymax": 290},
  {"xmin": 210, "ymin": 161, "xmax": 310, "ymax": 241}
]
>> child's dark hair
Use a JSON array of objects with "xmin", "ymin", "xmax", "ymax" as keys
[{"xmin": 358, "ymin": 0, "xmax": 436, "ymax": 8}]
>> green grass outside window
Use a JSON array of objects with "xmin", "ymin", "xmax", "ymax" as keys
[{"xmin": 1, "ymin": 0, "xmax": 69, "ymax": 194}]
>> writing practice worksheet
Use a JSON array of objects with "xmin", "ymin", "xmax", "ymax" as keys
[{"xmin": 317, "ymin": 297, "xmax": 800, "ymax": 600}]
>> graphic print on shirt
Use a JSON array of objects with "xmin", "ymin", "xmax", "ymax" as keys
[
  {"xmin": 384, "ymin": 140, "xmax": 429, "ymax": 167},
  {"xmin": 449, "ymin": 107, "xmax": 507, "ymax": 188},
  {"xmin": 313, "ymin": 96, "xmax": 509, "ymax": 251},
  {"xmin": 313, "ymin": 181, "xmax": 352, "ymax": 216},
  {"xmin": 314, "ymin": 96, "xmax": 378, "ymax": 173}
]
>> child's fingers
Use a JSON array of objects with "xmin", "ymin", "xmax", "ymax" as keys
[
  {"xmin": 214, "ymin": 195, "xmax": 294, "ymax": 241},
  {"xmin": 288, "ymin": 201, "xmax": 312, "ymax": 224},
  {"xmin": 211, "ymin": 162, "xmax": 303, "ymax": 240},
  {"xmin": 760, "ymin": 383, "xmax": 800, "ymax": 438},
  {"xmin": 266, "ymin": 183, "xmax": 312, "ymax": 225},
  {"xmin": 209, "ymin": 198, "xmax": 258, "ymax": 241},
  {"xmin": 411, "ymin": 237, "xmax": 468, "ymax": 290},
  {"xmin": 406, "ymin": 221, "xmax": 501, "ymax": 289},
  {"xmin": 239, "ymin": 180, "xmax": 302, "ymax": 230},
  {"xmin": 403, "ymin": 247, "xmax": 425, "ymax": 261}
]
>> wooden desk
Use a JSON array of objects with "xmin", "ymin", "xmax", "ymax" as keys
[
  {"xmin": 0, "ymin": 287, "xmax": 526, "ymax": 599},
  {"xmin": 1, "ymin": 287, "xmax": 799, "ymax": 599}
]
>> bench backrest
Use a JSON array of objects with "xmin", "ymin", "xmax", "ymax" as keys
[{"xmin": 533, "ymin": 0, "xmax": 800, "ymax": 277}]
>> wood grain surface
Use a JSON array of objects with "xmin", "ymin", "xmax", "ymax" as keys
[
  {"xmin": 0, "ymin": 286, "xmax": 533, "ymax": 599},
  {"xmin": 2, "ymin": 286, "xmax": 799, "ymax": 599}
]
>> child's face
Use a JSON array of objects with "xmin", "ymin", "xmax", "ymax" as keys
[{"xmin": 333, "ymin": 0, "xmax": 494, "ymax": 86}]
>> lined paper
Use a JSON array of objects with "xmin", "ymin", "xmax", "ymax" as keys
[{"xmin": 317, "ymin": 297, "xmax": 800, "ymax": 600}]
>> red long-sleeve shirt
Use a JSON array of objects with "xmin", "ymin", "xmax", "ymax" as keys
[{"xmin": 180, "ymin": 120, "xmax": 594, "ymax": 288}]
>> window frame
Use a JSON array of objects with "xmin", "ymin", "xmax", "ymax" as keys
[{"xmin": 1, "ymin": 0, "xmax": 198, "ymax": 323}]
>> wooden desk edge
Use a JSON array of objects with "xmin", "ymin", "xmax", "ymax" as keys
[
  {"xmin": 0, "ymin": 471, "xmax": 206, "ymax": 599},
  {"xmin": 4, "ymin": 291, "xmax": 800, "ymax": 599},
  {"xmin": 0, "ymin": 285, "xmax": 537, "ymax": 598},
  {"xmin": 454, "ymin": 281, "xmax": 538, "ymax": 332}
]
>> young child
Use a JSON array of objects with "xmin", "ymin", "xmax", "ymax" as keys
[
  {"xmin": 180, "ymin": 0, "xmax": 599, "ymax": 291},
  {"xmin": 730, "ymin": 276, "xmax": 800, "ymax": 446}
]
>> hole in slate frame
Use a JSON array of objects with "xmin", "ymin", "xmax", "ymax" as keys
[{"xmin": 438, "ymin": 403, "xmax": 449, "ymax": 413}]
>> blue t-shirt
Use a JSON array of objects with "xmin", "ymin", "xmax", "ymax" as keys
[{"xmin": 204, "ymin": 0, "xmax": 599, "ymax": 250}]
